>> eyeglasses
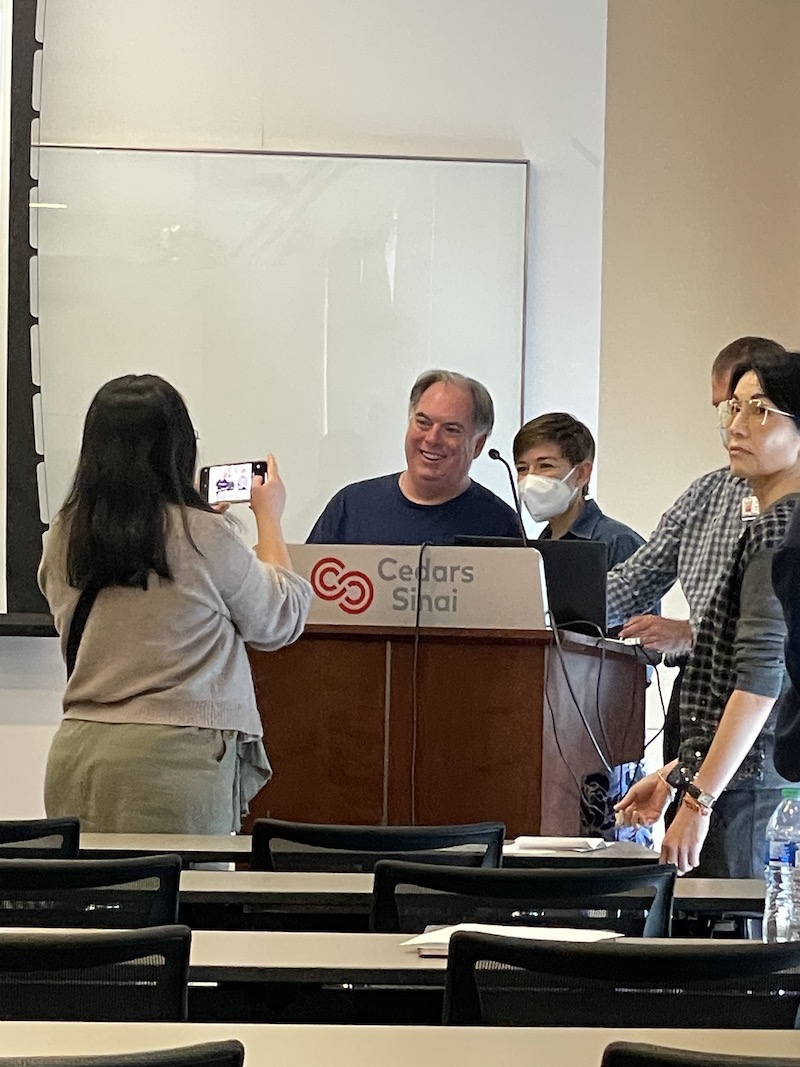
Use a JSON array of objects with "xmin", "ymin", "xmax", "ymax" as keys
[{"xmin": 716, "ymin": 397, "xmax": 795, "ymax": 429}]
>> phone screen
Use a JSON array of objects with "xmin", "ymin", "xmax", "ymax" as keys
[{"xmin": 206, "ymin": 462, "xmax": 255, "ymax": 505}]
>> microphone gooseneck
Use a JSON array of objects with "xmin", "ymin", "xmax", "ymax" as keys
[{"xmin": 488, "ymin": 448, "xmax": 529, "ymax": 547}]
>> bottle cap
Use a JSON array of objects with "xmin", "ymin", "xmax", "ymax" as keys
[{"xmin": 781, "ymin": 788, "xmax": 800, "ymax": 798}]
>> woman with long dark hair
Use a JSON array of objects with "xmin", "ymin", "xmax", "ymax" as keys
[
  {"xmin": 39, "ymin": 374, "xmax": 312, "ymax": 833},
  {"xmin": 616, "ymin": 349, "xmax": 800, "ymax": 877}
]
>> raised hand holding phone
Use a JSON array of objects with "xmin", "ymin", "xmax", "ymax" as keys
[
  {"xmin": 250, "ymin": 455, "xmax": 292, "ymax": 571},
  {"xmin": 250, "ymin": 455, "xmax": 286, "ymax": 524}
]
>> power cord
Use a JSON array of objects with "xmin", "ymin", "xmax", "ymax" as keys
[
  {"xmin": 409, "ymin": 541, "xmax": 431, "ymax": 826},
  {"xmin": 633, "ymin": 642, "xmax": 670, "ymax": 755},
  {"xmin": 547, "ymin": 620, "xmax": 614, "ymax": 776},
  {"xmin": 545, "ymin": 623, "xmax": 664, "ymax": 820},
  {"xmin": 558, "ymin": 618, "xmax": 615, "ymax": 758}
]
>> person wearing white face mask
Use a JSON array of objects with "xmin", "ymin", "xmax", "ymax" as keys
[
  {"xmin": 513, "ymin": 413, "xmax": 649, "ymax": 570},
  {"xmin": 518, "ymin": 464, "xmax": 580, "ymax": 524},
  {"xmin": 513, "ymin": 412, "xmax": 657, "ymax": 846}
]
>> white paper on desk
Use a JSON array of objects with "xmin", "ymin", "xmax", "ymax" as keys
[
  {"xmin": 510, "ymin": 836, "xmax": 606, "ymax": 852},
  {"xmin": 400, "ymin": 923, "xmax": 620, "ymax": 957}
]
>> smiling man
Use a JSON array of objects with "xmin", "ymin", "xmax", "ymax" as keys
[{"xmin": 306, "ymin": 369, "xmax": 520, "ymax": 545}]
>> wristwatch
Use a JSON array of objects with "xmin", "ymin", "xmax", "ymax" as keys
[{"xmin": 665, "ymin": 764, "xmax": 717, "ymax": 812}]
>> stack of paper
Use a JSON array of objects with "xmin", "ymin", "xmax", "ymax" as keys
[
  {"xmin": 401, "ymin": 922, "xmax": 621, "ymax": 957},
  {"xmin": 506, "ymin": 836, "xmax": 607, "ymax": 854}
]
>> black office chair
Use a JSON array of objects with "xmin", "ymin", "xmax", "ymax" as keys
[
  {"xmin": 0, "ymin": 854, "xmax": 181, "ymax": 928},
  {"xmin": 251, "ymin": 819, "xmax": 506, "ymax": 872},
  {"xmin": 0, "ymin": 1044, "xmax": 244, "ymax": 1067},
  {"xmin": 443, "ymin": 933, "xmax": 800, "ymax": 1027},
  {"xmin": 0, "ymin": 818, "xmax": 79, "ymax": 859},
  {"xmin": 371, "ymin": 860, "xmax": 676, "ymax": 936},
  {"xmin": 0, "ymin": 924, "xmax": 191, "ymax": 1021},
  {"xmin": 603, "ymin": 1044, "xmax": 800, "ymax": 1067}
]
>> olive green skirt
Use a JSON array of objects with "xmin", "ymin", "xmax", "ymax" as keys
[{"xmin": 44, "ymin": 719, "xmax": 271, "ymax": 834}]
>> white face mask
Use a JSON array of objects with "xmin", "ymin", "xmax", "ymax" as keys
[{"xmin": 518, "ymin": 468, "xmax": 578, "ymax": 523}]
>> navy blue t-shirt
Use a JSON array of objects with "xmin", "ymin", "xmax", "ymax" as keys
[{"xmin": 306, "ymin": 473, "xmax": 520, "ymax": 546}]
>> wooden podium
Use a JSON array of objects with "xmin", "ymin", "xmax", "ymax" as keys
[{"xmin": 245, "ymin": 545, "xmax": 646, "ymax": 838}]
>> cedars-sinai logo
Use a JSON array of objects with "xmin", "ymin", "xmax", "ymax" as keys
[{"xmin": 310, "ymin": 557, "xmax": 375, "ymax": 615}]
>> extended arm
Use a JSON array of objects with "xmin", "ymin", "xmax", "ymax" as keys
[
  {"xmin": 606, "ymin": 487, "xmax": 690, "ymax": 627},
  {"xmin": 661, "ymin": 547, "xmax": 786, "ymax": 872}
]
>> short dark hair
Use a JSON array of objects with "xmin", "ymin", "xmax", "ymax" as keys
[
  {"xmin": 513, "ymin": 412, "xmax": 595, "ymax": 466},
  {"xmin": 61, "ymin": 374, "xmax": 212, "ymax": 590},
  {"xmin": 730, "ymin": 351, "xmax": 800, "ymax": 432},
  {"xmin": 408, "ymin": 370, "xmax": 494, "ymax": 435},
  {"xmin": 712, "ymin": 336, "xmax": 785, "ymax": 387}
]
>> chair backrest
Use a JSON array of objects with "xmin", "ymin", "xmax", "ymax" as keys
[
  {"xmin": 0, "ymin": 818, "xmax": 79, "ymax": 859},
  {"xmin": 251, "ymin": 819, "xmax": 505, "ymax": 871},
  {"xmin": 371, "ymin": 860, "xmax": 676, "ymax": 935},
  {"xmin": 603, "ymin": 1043, "xmax": 800, "ymax": 1067},
  {"xmin": 0, "ymin": 924, "xmax": 191, "ymax": 1021},
  {"xmin": 0, "ymin": 1044, "xmax": 244, "ymax": 1067},
  {"xmin": 0, "ymin": 854, "xmax": 181, "ymax": 928},
  {"xmin": 443, "ymin": 933, "xmax": 800, "ymax": 1027}
]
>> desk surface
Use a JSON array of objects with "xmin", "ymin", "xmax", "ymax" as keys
[
  {"xmin": 186, "ymin": 930, "xmax": 777, "ymax": 984},
  {"xmin": 0, "ymin": 1023, "xmax": 798, "ymax": 1066},
  {"xmin": 80, "ymin": 832, "xmax": 654, "ymax": 867},
  {"xmin": 190, "ymin": 930, "xmax": 442, "ymax": 984},
  {"xmin": 81, "ymin": 833, "xmax": 251, "ymax": 863},
  {"xmin": 177, "ymin": 868, "xmax": 765, "ymax": 913},
  {"xmin": 0, "ymin": 929, "xmax": 765, "ymax": 987}
]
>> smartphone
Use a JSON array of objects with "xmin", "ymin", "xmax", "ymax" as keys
[{"xmin": 199, "ymin": 460, "xmax": 268, "ymax": 505}]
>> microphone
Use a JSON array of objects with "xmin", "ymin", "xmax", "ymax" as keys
[{"xmin": 488, "ymin": 448, "xmax": 529, "ymax": 547}]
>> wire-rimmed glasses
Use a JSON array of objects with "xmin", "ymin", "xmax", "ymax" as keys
[{"xmin": 716, "ymin": 397, "xmax": 794, "ymax": 429}]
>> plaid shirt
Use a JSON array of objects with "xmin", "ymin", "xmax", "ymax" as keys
[
  {"xmin": 606, "ymin": 468, "xmax": 751, "ymax": 636},
  {"xmin": 680, "ymin": 498, "xmax": 797, "ymax": 788}
]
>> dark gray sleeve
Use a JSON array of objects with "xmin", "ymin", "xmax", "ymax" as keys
[{"xmin": 734, "ymin": 546, "xmax": 787, "ymax": 697}]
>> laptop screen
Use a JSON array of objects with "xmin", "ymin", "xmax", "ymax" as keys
[{"xmin": 452, "ymin": 536, "xmax": 607, "ymax": 636}]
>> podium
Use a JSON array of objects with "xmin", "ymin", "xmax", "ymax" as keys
[{"xmin": 245, "ymin": 545, "xmax": 646, "ymax": 837}]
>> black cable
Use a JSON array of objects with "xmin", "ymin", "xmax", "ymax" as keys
[
  {"xmin": 548, "ymin": 620, "xmax": 614, "ymax": 776},
  {"xmin": 542, "ymin": 639, "xmax": 588, "ymax": 797},
  {"xmin": 552, "ymin": 618, "xmax": 616, "ymax": 760},
  {"xmin": 617, "ymin": 643, "xmax": 671, "ymax": 797},
  {"xmin": 410, "ymin": 541, "xmax": 431, "ymax": 826},
  {"xmin": 633, "ymin": 643, "xmax": 670, "ymax": 755}
]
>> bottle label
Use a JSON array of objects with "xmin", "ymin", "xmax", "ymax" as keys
[{"xmin": 767, "ymin": 840, "xmax": 798, "ymax": 865}]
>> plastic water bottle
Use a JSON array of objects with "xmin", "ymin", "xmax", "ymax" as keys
[{"xmin": 763, "ymin": 788, "xmax": 800, "ymax": 942}]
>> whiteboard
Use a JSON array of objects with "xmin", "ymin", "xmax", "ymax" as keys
[{"xmin": 30, "ymin": 149, "xmax": 527, "ymax": 546}]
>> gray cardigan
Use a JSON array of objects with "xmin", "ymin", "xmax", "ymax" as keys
[{"xmin": 39, "ymin": 506, "xmax": 312, "ymax": 735}]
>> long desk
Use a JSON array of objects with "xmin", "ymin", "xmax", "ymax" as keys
[
  {"xmin": 189, "ymin": 930, "xmax": 442, "ymax": 985},
  {"xmin": 0, "ymin": 929, "xmax": 430, "ymax": 985},
  {"xmin": 2, "ymin": 1024, "xmax": 800, "ymax": 1066},
  {"xmin": 0, "ymin": 930, "xmax": 769, "ymax": 1024},
  {"xmin": 81, "ymin": 832, "xmax": 656, "ymax": 868},
  {"xmin": 81, "ymin": 833, "xmax": 252, "ymax": 865},
  {"xmin": 177, "ymin": 869, "xmax": 765, "ymax": 916}
]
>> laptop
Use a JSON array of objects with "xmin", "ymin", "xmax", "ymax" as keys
[{"xmin": 453, "ymin": 536, "xmax": 608, "ymax": 636}]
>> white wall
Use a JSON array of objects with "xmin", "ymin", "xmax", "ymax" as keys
[
  {"xmin": 0, "ymin": 0, "xmax": 609, "ymax": 816},
  {"xmin": 600, "ymin": 0, "xmax": 800, "ymax": 549},
  {"xmin": 600, "ymin": 0, "xmax": 800, "ymax": 768}
]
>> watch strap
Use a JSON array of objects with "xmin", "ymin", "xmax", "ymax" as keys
[
  {"xmin": 684, "ymin": 780, "xmax": 716, "ymax": 810},
  {"xmin": 682, "ymin": 792, "xmax": 713, "ymax": 817},
  {"xmin": 665, "ymin": 764, "xmax": 716, "ymax": 811}
]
